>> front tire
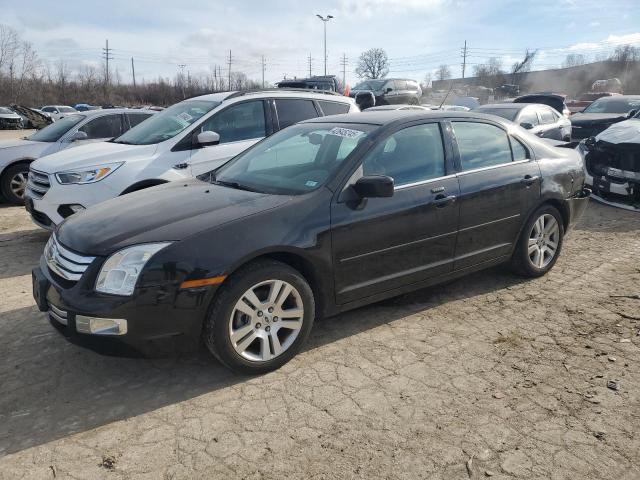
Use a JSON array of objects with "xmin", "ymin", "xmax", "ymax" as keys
[
  {"xmin": 1, "ymin": 163, "xmax": 30, "ymax": 205},
  {"xmin": 511, "ymin": 205, "xmax": 564, "ymax": 277},
  {"xmin": 203, "ymin": 259, "xmax": 315, "ymax": 374}
]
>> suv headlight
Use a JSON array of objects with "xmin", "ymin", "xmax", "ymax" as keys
[
  {"xmin": 56, "ymin": 162, "xmax": 123, "ymax": 185},
  {"xmin": 96, "ymin": 243, "xmax": 172, "ymax": 296}
]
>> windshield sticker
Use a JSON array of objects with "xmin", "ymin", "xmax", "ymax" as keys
[
  {"xmin": 329, "ymin": 127, "xmax": 364, "ymax": 138},
  {"xmin": 305, "ymin": 180, "xmax": 318, "ymax": 187},
  {"xmin": 177, "ymin": 112, "xmax": 194, "ymax": 123}
]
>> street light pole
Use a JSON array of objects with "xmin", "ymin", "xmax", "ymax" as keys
[{"xmin": 316, "ymin": 14, "xmax": 333, "ymax": 76}]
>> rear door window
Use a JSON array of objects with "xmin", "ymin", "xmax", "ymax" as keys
[
  {"xmin": 452, "ymin": 122, "xmax": 513, "ymax": 171},
  {"xmin": 318, "ymin": 101, "xmax": 350, "ymax": 116},
  {"xmin": 518, "ymin": 108, "xmax": 539, "ymax": 126},
  {"xmin": 539, "ymin": 108, "xmax": 556, "ymax": 125},
  {"xmin": 126, "ymin": 113, "xmax": 153, "ymax": 128},
  {"xmin": 78, "ymin": 114, "xmax": 123, "ymax": 139},
  {"xmin": 274, "ymin": 99, "xmax": 319, "ymax": 129}
]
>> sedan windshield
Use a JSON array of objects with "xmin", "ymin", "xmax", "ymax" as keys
[
  {"xmin": 475, "ymin": 108, "xmax": 520, "ymax": 121},
  {"xmin": 113, "ymin": 100, "xmax": 219, "ymax": 145},
  {"xmin": 0, "ymin": 107, "xmax": 14, "ymax": 114},
  {"xmin": 354, "ymin": 80, "xmax": 385, "ymax": 91},
  {"xmin": 583, "ymin": 98, "xmax": 640, "ymax": 114},
  {"xmin": 213, "ymin": 123, "xmax": 375, "ymax": 195},
  {"xmin": 28, "ymin": 115, "xmax": 85, "ymax": 142}
]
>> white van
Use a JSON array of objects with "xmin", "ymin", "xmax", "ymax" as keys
[{"xmin": 25, "ymin": 90, "xmax": 358, "ymax": 229}]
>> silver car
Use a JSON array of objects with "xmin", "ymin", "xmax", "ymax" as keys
[{"xmin": 0, "ymin": 109, "xmax": 155, "ymax": 204}]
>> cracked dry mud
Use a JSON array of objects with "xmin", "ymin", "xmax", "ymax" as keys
[{"xmin": 0, "ymin": 199, "xmax": 639, "ymax": 480}]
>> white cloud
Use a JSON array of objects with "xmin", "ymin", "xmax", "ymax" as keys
[{"xmin": 339, "ymin": 0, "xmax": 445, "ymax": 16}]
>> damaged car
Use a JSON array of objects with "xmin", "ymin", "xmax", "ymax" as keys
[
  {"xmin": 580, "ymin": 112, "xmax": 640, "ymax": 210},
  {"xmin": 571, "ymin": 95, "xmax": 640, "ymax": 140},
  {"xmin": 0, "ymin": 107, "xmax": 24, "ymax": 129}
]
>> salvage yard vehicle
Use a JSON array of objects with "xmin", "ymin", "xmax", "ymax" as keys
[
  {"xmin": 40, "ymin": 105, "xmax": 78, "ymax": 121},
  {"xmin": 0, "ymin": 107, "xmax": 24, "ymax": 129},
  {"xmin": 0, "ymin": 109, "xmax": 154, "ymax": 206},
  {"xmin": 514, "ymin": 93, "xmax": 571, "ymax": 118},
  {"xmin": 24, "ymin": 90, "xmax": 357, "ymax": 229},
  {"xmin": 474, "ymin": 103, "xmax": 572, "ymax": 141},
  {"xmin": 580, "ymin": 111, "xmax": 640, "ymax": 210},
  {"xmin": 350, "ymin": 78, "xmax": 422, "ymax": 108},
  {"xmin": 566, "ymin": 92, "xmax": 621, "ymax": 114},
  {"xmin": 571, "ymin": 95, "xmax": 640, "ymax": 140},
  {"xmin": 32, "ymin": 110, "xmax": 590, "ymax": 373}
]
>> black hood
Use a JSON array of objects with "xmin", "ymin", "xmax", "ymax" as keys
[
  {"xmin": 57, "ymin": 179, "xmax": 291, "ymax": 256},
  {"xmin": 570, "ymin": 112, "xmax": 629, "ymax": 125}
]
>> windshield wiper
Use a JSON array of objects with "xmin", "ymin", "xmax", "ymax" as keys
[{"xmin": 213, "ymin": 179, "xmax": 262, "ymax": 193}]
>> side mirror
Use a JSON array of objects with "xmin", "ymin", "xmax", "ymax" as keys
[
  {"xmin": 353, "ymin": 175, "xmax": 394, "ymax": 198},
  {"xmin": 385, "ymin": 87, "xmax": 393, "ymax": 93},
  {"xmin": 584, "ymin": 136, "xmax": 597, "ymax": 150},
  {"xmin": 520, "ymin": 122, "xmax": 534, "ymax": 130},
  {"xmin": 70, "ymin": 131, "xmax": 88, "ymax": 141},
  {"xmin": 628, "ymin": 109, "xmax": 638, "ymax": 118},
  {"xmin": 195, "ymin": 130, "xmax": 220, "ymax": 147}
]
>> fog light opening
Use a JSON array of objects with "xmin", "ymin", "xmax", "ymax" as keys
[{"xmin": 76, "ymin": 315, "xmax": 127, "ymax": 335}]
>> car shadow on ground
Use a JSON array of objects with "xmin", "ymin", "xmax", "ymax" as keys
[
  {"xmin": 0, "ymin": 228, "xmax": 49, "ymax": 280},
  {"xmin": 0, "ymin": 264, "xmax": 526, "ymax": 457}
]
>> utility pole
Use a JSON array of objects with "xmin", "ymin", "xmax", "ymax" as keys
[
  {"xmin": 461, "ymin": 40, "xmax": 468, "ymax": 79},
  {"xmin": 102, "ymin": 39, "xmax": 113, "ymax": 98},
  {"xmin": 261, "ymin": 55, "xmax": 266, "ymax": 89},
  {"xmin": 228, "ymin": 50, "xmax": 232, "ymax": 91},
  {"xmin": 340, "ymin": 53, "xmax": 348, "ymax": 89},
  {"xmin": 308, "ymin": 53, "xmax": 312, "ymax": 77},
  {"xmin": 178, "ymin": 64, "xmax": 186, "ymax": 99},
  {"xmin": 131, "ymin": 57, "xmax": 136, "ymax": 89},
  {"xmin": 316, "ymin": 15, "xmax": 334, "ymax": 76}
]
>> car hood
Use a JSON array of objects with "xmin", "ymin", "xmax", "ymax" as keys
[
  {"xmin": 595, "ymin": 118, "xmax": 640, "ymax": 144},
  {"xmin": 31, "ymin": 141, "xmax": 157, "ymax": 173},
  {"xmin": 570, "ymin": 113, "xmax": 629, "ymax": 124},
  {"xmin": 0, "ymin": 138, "xmax": 39, "ymax": 150},
  {"xmin": 56, "ymin": 179, "xmax": 292, "ymax": 256},
  {"xmin": 0, "ymin": 113, "xmax": 21, "ymax": 119}
]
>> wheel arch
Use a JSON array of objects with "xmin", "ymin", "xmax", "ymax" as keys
[
  {"xmin": 120, "ymin": 179, "xmax": 169, "ymax": 195},
  {"xmin": 0, "ymin": 157, "xmax": 35, "ymax": 176},
  {"xmin": 541, "ymin": 198, "xmax": 570, "ymax": 232}
]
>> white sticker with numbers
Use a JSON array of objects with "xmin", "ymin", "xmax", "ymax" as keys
[{"xmin": 329, "ymin": 127, "xmax": 364, "ymax": 138}]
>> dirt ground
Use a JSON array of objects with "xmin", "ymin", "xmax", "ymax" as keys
[{"xmin": 0, "ymin": 175, "xmax": 639, "ymax": 479}]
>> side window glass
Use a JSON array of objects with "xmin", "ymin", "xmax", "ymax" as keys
[
  {"xmin": 79, "ymin": 115, "xmax": 122, "ymax": 139},
  {"xmin": 396, "ymin": 80, "xmax": 407, "ymax": 90},
  {"xmin": 318, "ymin": 101, "xmax": 350, "ymax": 116},
  {"xmin": 539, "ymin": 108, "xmax": 556, "ymax": 124},
  {"xmin": 274, "ymin": 99, "xmax": 318, "ymax": 129},
  {"xmin": 361, "ymin": 123, "xmax": 445, "ymax": 186},
  {"xmin": 201, "ymin": 101, "xmax": 266, "ymax": 144},
  {"xmin": 518, "ymin": 108, "xmax": 538, "ymax": 126},
  {"xmin": 126, "ymin": 113, "xmax": 152, "ymax": 128},
  {"xmin": 511, "ymin": 137, "xmax": 530, "ymax": 161},
  {"xmin": 452, "ymin": 122, "xmax": 513, "ymax": 170}
]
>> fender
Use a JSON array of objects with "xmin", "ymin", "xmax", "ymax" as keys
[{"xmin": 120, "ymin": 179, "xmax": 169, "ymax": 195}]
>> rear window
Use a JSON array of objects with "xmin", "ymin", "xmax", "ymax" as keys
[
  {"xmin": 318, "ymin": 101, "xmax": 350, "ymax": 116},
  {"xmin": 275, "ymin": 99, "xmax": 319, "ymax": 129}
]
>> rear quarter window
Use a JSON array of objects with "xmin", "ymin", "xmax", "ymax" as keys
[
  {"xmin": 275, "ymin": 99, "xmax": 319, "ymax": 129},
  {"xmin": 318, "ymin": 101, "xmax": 350, "ymax": 116}
]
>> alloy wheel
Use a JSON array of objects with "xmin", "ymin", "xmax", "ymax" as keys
[
  {"xmin": 229, "ymin": 279, "xmax": 304, "ymax": 362},
  {"xmin": 527, "ymin": 213, "xmax": 559, "ymax": 269},
  {"xmin": 10, "ymin": 172, "xmax": 27, "ymax": 199}
]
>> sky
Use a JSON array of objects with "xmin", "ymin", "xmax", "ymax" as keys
[{"xmin": 1, "ymin": 0, "xmax": 640, "ymax": 87}]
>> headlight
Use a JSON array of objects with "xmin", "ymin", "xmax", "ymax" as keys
[
  {"xmin": 96, "ymin": 243, "xmax": 172, "ymax": 296},
  {"xmin": 55, "ymin": 162, "xmax": 123, "ymax": 185}
]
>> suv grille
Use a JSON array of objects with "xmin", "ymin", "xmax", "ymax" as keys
[
  {"xmin": 44, "ymin": 235, "xmax": 95, "ymax": 281},
  {"xmin": 27, "ymin": 168, "xmax": 51, "ymax": 199}
]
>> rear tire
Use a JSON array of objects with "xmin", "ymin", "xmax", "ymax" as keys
[
  {"xmin": 511, "ymin": 205, "xmax": 564, "ymax": 278},
  {"xmin": 1, "ymin": 163, "xmax": 30, "ymax": 205},
  {"xmin": 203, "ymin": 259, "xmax": 315, "ymax": 374}
]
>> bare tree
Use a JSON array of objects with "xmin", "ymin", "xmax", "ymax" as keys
[
  {"xmin": 473, "ymin": 57, "xmax": 504, "ymax": 87},
  {"xmin": 422, "ymin": 71, "xmax": 432, "ymax": 89},
  {"xmin": 511, "ymin": 49, "xmax": 536, "ymax": 84},
  {"xmin": 0, "ymin": 25, "xmax": 20, "ymax": 74},
  {"xmin": 562, "ymin": 53, "xmax": 586, "ymax": 68},
  {"xmin": 355, "ymin": 48, "xmax": 389, "ymax": 79},
  {"xmin": 436, "ymin": 64, "xmax": 451, "ymax": 81},
  {"xmin": 611, "ymin": 44, "xmax": 640, "ymax": 63}
]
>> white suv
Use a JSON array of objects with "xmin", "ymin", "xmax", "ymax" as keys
[{"xmin": 25, "ymin": 90, "xmax": 357, "ymax": 229}]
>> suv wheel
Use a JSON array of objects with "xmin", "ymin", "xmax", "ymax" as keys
[
  {"xmin": 1, "ymin": 163, "xmax": 29, "ymax": 205},
  {"xmin": 203, "ymin": 259, "xmax": 315, "ymax": 374},
  {"xmin": 511, "ymin": 205, "xmax": 564, "ymax": 277}
]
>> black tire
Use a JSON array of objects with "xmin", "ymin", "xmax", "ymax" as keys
[
  {"xmin": 511, "ymin": 204, "xmax": 564, "ymax": 278},
  {"xmin": 203, "ymin": 259, "xmax": 315, "ymax": 374},
  {"xmin": 1, "ymin": 162, "xmax": 30, "ymax": 205}
]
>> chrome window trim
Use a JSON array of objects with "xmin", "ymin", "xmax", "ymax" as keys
[
  {"xmin": 394, "ymin": 173, "xmax": 457, "ymax": 191},
  {"xmin": 456, "ymin": 159, "xmax": 533, "ymax": 176}
]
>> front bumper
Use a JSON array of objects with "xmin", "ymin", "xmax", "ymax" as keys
[{"xmin": 33, "ymin": 255, "xmax": 215, "ymax": 355}]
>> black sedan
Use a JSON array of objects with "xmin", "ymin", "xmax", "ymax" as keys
[
  {"xmin": 474, "ymin": 103, "xmax": 572, "ymax": 141},
  {"xmin": 33, "ymin": 111, "xmax": 590, "ymax": 373},
  {"xmin": 571, "ymin": 95, "xmax": 640, "ymax": 140}
]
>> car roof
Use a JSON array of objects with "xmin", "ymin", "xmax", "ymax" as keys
[
  {"xmin": 190, "ymin": 90, "xmax": 354, "ymax": 103},
  {"xmin": 478, "ymin": 103, "xmax": 529, "ymax": 110},
  {"xmin": 592, "ymin": 95, "xmax": 640, "ymax": 102},
  {"xmin": 302, "ymin": 110, "xmax": 497, "ymax": 126},
  {"xmin": 73, "ymin": 108, "xmax": 157, "ymax": 117}
]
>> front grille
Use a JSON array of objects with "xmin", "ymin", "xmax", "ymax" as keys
[
  {"xmin": 27, "ymin": 168, "xmax": 51, "ymax": 199},
  {"xmin": 44, "ymin": 234, "xmax": 95, "ymax": 282},
  {"xmin": 49, "ymin": 304, "xmax": 68, "ymax": 325}
]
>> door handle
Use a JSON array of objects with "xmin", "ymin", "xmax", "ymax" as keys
[
  {"xmin": 521, "ymin": 175, "xmax": 539, "ymax": 186},
  {"xmin": 433, "ymin": 194, "xmax": 456, "ymax": 208},
  {"xmin": 431, "ymin": 186, "xmax": 445, "ymax": 193}
]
